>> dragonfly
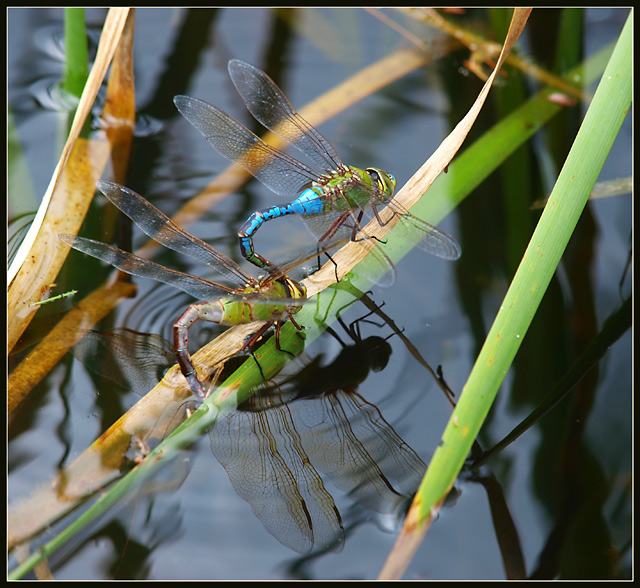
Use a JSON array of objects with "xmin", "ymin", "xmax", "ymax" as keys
[
  {"xmin": 59, "ymin": 180, "xmax": 324, "ymax": 401},
  {"xmin": 173, "ymin": 59, "xmax": 461, "ymax": 284}
]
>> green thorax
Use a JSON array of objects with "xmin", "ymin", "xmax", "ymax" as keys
[
  {"xmin": 217, "ymin": 277, "xmax": 307, "ymax": 326},
  {"xmin": 315, "ymin": 166, "xmax": 396, "ymax": 212}
]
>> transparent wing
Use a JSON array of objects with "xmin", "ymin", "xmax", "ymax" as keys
[
  {"xmin": 97, "ymin": 181, "xmax": 252, "ymax": 286},
  {"xmin": 210, "ymin": 388, "xmax": 344, "ymax": 554},
  {"xmin": 60, "ymin": 234, "xmax": 311, "ymax": 308},
  {"xmin": 228, "ymin": 59, "xmax": 343, "ymax": 174},
  {"xmin": 362, "ymin": 187, "xmax": 462, "ymax": 261},
  {"xmin": 295, "ymin": 390, "xmax": 427, "ymax": 514},
  {"xmin": 72, "ymin": 328, "xmax": 175, "ymax": 396},
  {"xmin": 59, "ymin": 234, "xmax": 232, "ymax": 301},
  {"xmin": 174, "ymin": 95, "xmax": 320, "ymax": 198}
]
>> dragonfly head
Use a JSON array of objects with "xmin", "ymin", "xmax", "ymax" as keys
[
  {"xmin": 286, "ymin": 278, "xmax": 307, "ymax": 301},
  {"xmin": 365, "ymin": 168, "xmax": 396, "ymax": 197},
  {"xmin": 273, "ymin": 276, "xmax": 307, "ymax": 303}
]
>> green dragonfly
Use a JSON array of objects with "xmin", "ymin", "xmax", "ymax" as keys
[
  {"xmin": 59, "ymin": 180, "xmax": 324, "ymax": 400},
  {"xmin": 174, "ymin": 59, "xmax": 461, "ymax": 284}
]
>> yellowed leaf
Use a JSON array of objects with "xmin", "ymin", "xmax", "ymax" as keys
[
  {"xmin": 8, "ymin": 9, "xmax": 136, "ymax": 411},
  {"xmin": 7, "ymin": 136, "xmax": 112, "ymax": 353},
  {"xmin": 7, "ymin": 8, "xmax": 131, "ymax": 288}
]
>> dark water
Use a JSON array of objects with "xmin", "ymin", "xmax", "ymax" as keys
[{"xmin": 8, "ymin": 7, "xmax": 631, "ymax": 580}]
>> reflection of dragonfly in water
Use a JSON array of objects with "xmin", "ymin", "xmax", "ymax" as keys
[
  {"xmin": 174, "ymin": 60, "xmax": 461, "ymax": 284},
  {"xmin": 73, "ymin": 307, "xmax": 426, "ymax": 555},
  {"xmin": 71, "ymin": 327, "xmax": 199, "ymax": 469},
  {"xmin": 210, "ymin": 307, "xmax": 427, "ymax": 554},
  {"xmin": 75, "ymin": 321, "xmax": 526, "ymax": 575},
  {"xmin": 60, "ymin": 180, "xmax": 335, "ymax": 400}
]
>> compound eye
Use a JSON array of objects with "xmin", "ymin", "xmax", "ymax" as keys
[
  {"xmin": 289, "ymin": 279, "xmax": 306, "ymax": 299},
  {"xmin": 366, "ymin": 168, "xmax": 383, "ymax": 190}
]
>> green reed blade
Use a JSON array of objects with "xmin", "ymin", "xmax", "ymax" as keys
[
  {"xmin": 379, "ymin": 11, "xmax": 631, "ymax": 580},
  {"xmin": 63, "ymin": 7, "xmax": 89, "ymax": 98}
]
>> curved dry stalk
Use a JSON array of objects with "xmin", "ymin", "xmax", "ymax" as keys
[
  {"xmin": 7, "ymin": 8, "xmax": 131, "ymax": 288},
  {"xmin": 8, "ymin": 8, "xmax": 134, "ymax": 356},
  {"xmin": 395, "ymin": 7, "xmax": 589, "ymax": 101}
]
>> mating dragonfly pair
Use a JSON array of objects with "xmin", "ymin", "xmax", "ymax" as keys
[{"xmin": 60, "ymin": 60, "xmax": 461, "ymax": 401}]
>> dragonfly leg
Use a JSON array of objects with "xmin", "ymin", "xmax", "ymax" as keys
[
  {"xmin": 241, "ymin": 320, "xmax": 274, "ymax": 352},
  {"xmin": 316, "ymin": 246, "xmax": 340, "ymax": 283},
  {"xmin": 241, "ymin": 310, "xmax": 303, "ymax": 365},
  {"xmin": 351, "ymin": 209, "xmax": 365, "ymax": 240},
  {"xmin": 174, "ymin": 301, "xmax": 225, "ymax": 400},
  {"xmin": 278, "ymin": 311, "xmax": 306, "ymax": 352},
  {"xmin": 318, "ymin": 211, "xmax": 351, "ymax": 244},
  {"xmin": 287, "ymin": 310, "xmax": 302, "ymax": 332},
  {"xmin": 247, "ymin": 348, "xmax": 267, "ymax": 381},
  {"xmin": 239, "ymin": 320, "xmax": 276, "ymax": 381},
  {"xmin": 349, "ymin": 209, "xmax": 387, "ymax": 246},
  {"xmin": 272, "ymin": 320, "xmax": 295, "ymax": 357},
  {"xmin": 312, "ymin": 211, "xmax": 354, "ymax": 282},
  {"xmin": 370, "ymin": 201, "xmax": 393, "ymax": 228}
]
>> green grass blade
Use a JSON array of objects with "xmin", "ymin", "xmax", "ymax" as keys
[
  {"xmin": 379, "ymin": 11, "xmax": 631, "ymax": 580},
  {"xmin": 475, "ymin": 294, "xmax": 631, "ymax": 467},
  {"xmin": 63, "ymin": 7, "xmax": 89, "ymax": 98}
]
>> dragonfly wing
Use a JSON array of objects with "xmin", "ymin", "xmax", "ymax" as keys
[
  {"xmin": 394, "ymin": 212, "xmax": 462, "ymax": 260},
  {"xmin": 351, "ymin": 178, "xmax": 462, "ymax": 261},
  {"xmin": 298, "ymin": 391, "xmax": 426, "ymax": 514},
  {"xmin": 72, "ymin": 328, "xmax": 175, "ymax": 396},
  {"xmin": 97, "ymin": 181, "xmax": 252, "ymax": 286},
  {"xmin": 174, "ymin": 95, "xmax": 319, "ymax": 198},
  {"xmin": 210, "ymin": 390, "xmax": 344, "ymax": 553},
  {"xmin": 368, "ymin": 192, "xmax": 462, "ymax": 260},
  {"xmin": 59, "ymin": 234, "xmax": 231, "ymax": 301},
  {"xmin": 228, "ymin": 59, "xmax": 343, "ymax": 175}
]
